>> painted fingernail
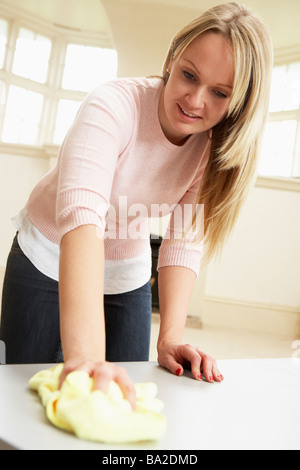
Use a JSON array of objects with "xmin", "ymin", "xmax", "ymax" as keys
[
  {"xmin": 209, "ymin": 376, "xmax": 214, "ymax": 381},
  {"xmin": 176, "ymin": 368, "xmax": 182, "ymax": 376},
  {"xmin": 197, "ymin": 374, "xmax": 203, "ymax": 380}
]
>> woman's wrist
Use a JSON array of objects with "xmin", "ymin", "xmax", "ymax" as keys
[
  {"xmin": 63, "ymin": 348, "xmax": 105, "ymax": 365},
  {"xmin": 157, "ymin": 331, "xmax": 182, "ymax": 352}
]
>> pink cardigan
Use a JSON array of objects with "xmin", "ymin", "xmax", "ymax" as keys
[{"xmin": 27, "ymin": 78, "xmax": 210, "ymax": 276}]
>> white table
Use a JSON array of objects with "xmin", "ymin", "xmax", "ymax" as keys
[{"xmin": 0, "ymin": 359, "xmax": 299, "ymax": 450}]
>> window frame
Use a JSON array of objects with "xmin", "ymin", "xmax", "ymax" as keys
[
  {"xmin": 259, "ymin": 52, "xmax": 300, "ymax": 180},
  {"xmin": 0, "ymin": 3, "xmax": 115, "ymax": 149},
  {"xmin": 256, "ymin": 46, "xmax": 300, "ymax": 190},
  {"xmin": 0, "ymin": 17, "xmax": 9, "ymax": 69}
]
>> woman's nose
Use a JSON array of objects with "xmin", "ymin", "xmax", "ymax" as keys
[{"xmin": 190, "ymin": 87, "xmax": 206, "ymax": 110}]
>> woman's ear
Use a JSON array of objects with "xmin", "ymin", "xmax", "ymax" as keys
[{"xmin": 167, "ymin": 57, "xmax": 173, "ymax": 75}]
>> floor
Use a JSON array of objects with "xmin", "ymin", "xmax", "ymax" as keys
[{"xmin": 149, "ymin": 315, "xmax": 297, "ymax": 362}]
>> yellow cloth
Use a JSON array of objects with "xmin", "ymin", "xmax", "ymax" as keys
[{"xmin": 29, "ymin": 364, "xmax": 166, "ymax": 444}]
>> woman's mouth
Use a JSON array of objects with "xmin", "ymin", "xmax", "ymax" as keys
[{"xmin": 177, "ymin": 104, "xmax": 202, "ymax": 120}]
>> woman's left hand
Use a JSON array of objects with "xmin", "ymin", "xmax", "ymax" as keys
[{"xmin": 157, "ymin": 342, "xmax": 224, "ymax": 383}]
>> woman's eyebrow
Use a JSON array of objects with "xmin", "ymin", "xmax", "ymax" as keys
[{"xmin": 182, "ymin": 58, "xmax": 233, "ymax": 90}]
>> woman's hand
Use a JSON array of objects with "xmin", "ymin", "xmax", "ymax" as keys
[
  {"xmin": 157, "ymin": 342, "xmax": 224, "ymax": 383},
  {"xmin": 156, "ymin": 267, "xmax": 223, "ymax": 383},
  {"xmin": 59, "ymin": 359, "xmax": 137, "ymax": 409}
]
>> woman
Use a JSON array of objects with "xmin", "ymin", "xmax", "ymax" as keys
[{"xmin": 0, "ymin": 3, "xmax": 273, "ymax": 407}]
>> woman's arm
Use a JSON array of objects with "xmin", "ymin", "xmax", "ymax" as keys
[
  {"xmin": 58, "ymin": 225, "xmax": 136, "ymax": 407},
  {"xmin": 157, "ymin": 266, "xmax": 223, "ymax": 383},
  {"xmin": 157, "ymin": 266, "xmax": 196, "ymax": 346},
  {"xmin": 59, "ymin": 225, "xmax": 106, "ymax": 362}
]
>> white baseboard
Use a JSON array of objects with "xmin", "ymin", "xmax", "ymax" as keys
[{"xmin": 202, "ymin": 295, "xmax": 300, "ymax": 337}]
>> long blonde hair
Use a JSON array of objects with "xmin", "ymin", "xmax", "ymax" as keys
[{"xmin": 163, "ymin": 2, "xmax": 273, "ymax": 259}]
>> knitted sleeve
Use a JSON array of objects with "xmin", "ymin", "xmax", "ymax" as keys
[
  {"xmin": 56, "ymin": 82, "xmax": 135, "ymax": 243},
  {"xmin": 157, "ymin": 182, "xmax": 205, "ymax": 277}
]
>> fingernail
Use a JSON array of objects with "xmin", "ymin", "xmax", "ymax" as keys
[
  {"xmin": 197, "ymin": 374, "xmax": 203, "ymax": 380},
  {"xmin": 176, "ymin": 368, "xmax": 182, "ymax": 376},
  {"xmin": 209, "ymin": 376, "xmax": 214, "ymax": 381}
]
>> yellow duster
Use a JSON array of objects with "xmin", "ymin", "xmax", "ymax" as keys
[{"xmin": 29, "ymin": 364, "xmax": 166, "ymax": 444}]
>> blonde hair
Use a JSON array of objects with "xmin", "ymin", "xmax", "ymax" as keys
[{"xmin": 163, "ymin": 2, "xmax": 273, "ymax": 259}]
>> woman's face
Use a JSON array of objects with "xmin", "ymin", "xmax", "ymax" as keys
[{"xmin": 158, "ymin": 32, "xmax": 234, "ymax": 145}]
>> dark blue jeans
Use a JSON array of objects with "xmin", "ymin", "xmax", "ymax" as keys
[{"xmin": 0, "ymin": 235, "xmax": 152, "ymax": 364}]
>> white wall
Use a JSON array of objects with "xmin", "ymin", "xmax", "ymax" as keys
[
  {"xmin": 0, "ymin": 152, "xmax": 50, "ymax": 266},
  {"xmin": 196, "ymin": 185, "xmax": 300, "ymax": 337},
  {"xmin": 151, "ymin": 182, "xmax": 300, "ymax": 336},
  {"xmin": 206, "ymin": 186, "xmax": 300, "ymax": 308}
]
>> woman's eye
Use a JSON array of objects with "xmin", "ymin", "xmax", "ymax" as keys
[
  {"xmin": 214, "ymin": 90, "xmax": 227, "ymax": 99},
  {"xmin": 183, "ymin": 71, "xmax": 195, "ymax": 81}
]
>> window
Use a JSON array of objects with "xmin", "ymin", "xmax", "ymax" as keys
[
  {"xmin": 0, "ymin": 18, "xmax": 8, "ymax": 69},
  {"xmin": 269, "ymin": 62, "xmax": 300, "ymax": 113},
  {"xmin": 53, "ymin": 99, "xmax": 82, "ymax": 145},
  {"xmin": 0, "ymin": 11, "xmax": 117, "ymax": 147},
  {"xmin": 62, "ymin": 44, "xmax": 118, "ymax": 92},
  {"xmin": 259, "ymin": 61, "xmax": 300, "ymax": 178},
  {"xmin": 0, "ymin": 80, "xmax": 5, "ymax": 108},
  {"xmin": 260, "ymin": 121, "xmax": 297, "ymax": 178},
  {"xmin": 2, "ymin": 86, "xmax": 44, "ymax": 145},
  {"xmin": 12, "ymin": 27, "xmax": 52, "ymax": 83}
]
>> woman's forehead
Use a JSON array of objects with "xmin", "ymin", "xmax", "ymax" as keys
[{"xmin": 177, "ymin": 33, "xmax": 235, "ymax": 87}]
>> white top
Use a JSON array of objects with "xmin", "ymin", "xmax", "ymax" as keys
[{"xmin": 13, "ymin": 207, "xmax": 152, "ymax": 295}]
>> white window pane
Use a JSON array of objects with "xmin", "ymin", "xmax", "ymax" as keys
[
  {"xmin": 53, "ymin": 99, "xmax": 81, "ymax": 145},
  {"xmin": 12, "ymin": 27, "xmax": 52, "ymax": 83},
  {"xmin": 259, "ymin": 121, "xmax": 297, "ymax": 177},
  {"xmin": 2, "ymin": 86, "xmax": 44, "ymax": 145},
  {"xmin": 62, "ymin": 44, "xmax": 117, "ymax": 92},
  {"xmin": 287, "ymin": 62, "xmax": 300, "ymax": 110},
  {"xmin": 0, "ymin": 18, "xmax": 8, "ymax": 69},
  {"xmin": 269, "ymin": 66, "xmax": 287, "ymax": 112},
  {"xmin": 269, "ymin": 62, "xmax": 300, "ymax": 112},
  {"xmin": 0, "ymin": 80, "xmax": 5, "ymax": 112}
]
